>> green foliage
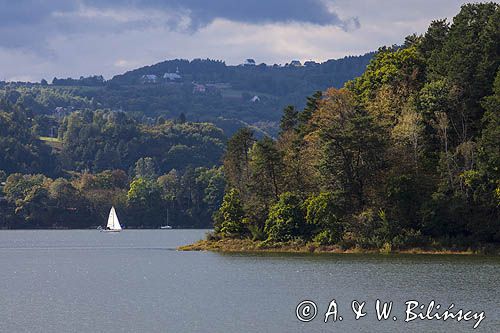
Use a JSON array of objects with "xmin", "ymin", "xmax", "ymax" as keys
[
  {"xmin": 279, "ymin": 105, "xmax": 298, "ymax": 133},
  {"xmin": 58, "ymin": 110, "xmax": 224, "ymax": 173},
  {"xmin": 126, "ymin": 177, "xmax": 164, "ymax": 227},
  {"xmin": 348, "ymin": 46, "xmax": 425, "ymax": 104},
  {"xmin": 134, "ymin": 157, "xmax": 158, "ymax": 180},
  {"xmin": 0, "ymin": 104, "xmax": 57, "ymax": 175},
  {"xmin": 249, "ymin": 137, "xmax": 283, "ymax": 200},
  {"xmin": 213, "ymin": 189, "xmax": 246, "ymax": 238},
  {"xmin": 223, "ymin": 127, "xmax": 255, "ymax": 191},
  {"xmin": 1, "ymin": 4, "xmax": 499, "ymax": 243},
  {"xmin": 1, "ymin": 54, "xmax": 372, "ymax": 137},
  {"xmin": 311, "ymin": 88, "xmax": 386, "ymax": 209},
  {"xmin": 264, "ymin": 192, "xmax": 305, "ymax": 242},
  {"xmin": 304, "ymin": 192, "xmax": 344, "ymax": 243},
  {"xmin": 215, "ymin": 4, "xmax": 500, "ymax": 249}
]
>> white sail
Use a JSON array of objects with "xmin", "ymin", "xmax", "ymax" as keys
[{"xmin": 106, "ymin": 206, "xmax": 122, "ymax": 231}]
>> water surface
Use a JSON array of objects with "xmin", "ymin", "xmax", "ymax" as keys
[{"xmin": 0, "ymin": 230, "xmax": 498, "ymax": 332}]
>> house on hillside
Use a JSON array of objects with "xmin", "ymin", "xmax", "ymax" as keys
[
  {"xmin": 250, "ymin": 95, "xmax": 260, "ymax": 103},
  {"xmin": 141, "ymin": 74, "xmax": 158, "ymax": 84},
  {"xmin": 163, "ymin": 72, "xmax": 182, "ymax": 81},
  {"xmin": 163, "ymin": 67, "xmax": 182, "ymax": 81}
]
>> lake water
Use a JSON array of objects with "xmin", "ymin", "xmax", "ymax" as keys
[{"xmin": 0, "ymin": 230, "xmax": 498, "ymax": 332}]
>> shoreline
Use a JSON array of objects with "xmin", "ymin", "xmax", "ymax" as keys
[{"xmin": 178, "ymin": 239, "xmax": 500, "ymax": 255}]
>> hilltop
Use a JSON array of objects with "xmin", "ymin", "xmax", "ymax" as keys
[{"xmin": 1, "ymin": 53, "xmax": 373, "ymax": 136}]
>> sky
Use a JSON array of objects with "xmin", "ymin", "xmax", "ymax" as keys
[{"xmin": 0, "ymin": 0, "xmax": 480, "ymax": 82}]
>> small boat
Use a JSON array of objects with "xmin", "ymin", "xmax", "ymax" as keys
[
  {"xmin": 160, "ymin": 225, "xmax": 173, "ymax": 229},
  {"xmin": 101, "ymin": 206, "xmax": 122, "ymax": 232}
]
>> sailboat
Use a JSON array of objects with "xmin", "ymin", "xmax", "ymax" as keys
[
  {"xmin": 160, "ymin": 207, "xmax": 172, "ymax": 229},
  {"xmin": 102, "ymin": 206, "xmax": 122, "ymax": 232}
]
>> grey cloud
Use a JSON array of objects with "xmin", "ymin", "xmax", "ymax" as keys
[
  {"xmin": 0, "ymin": 0, "xmax": 356, "ymax": 54},
  {"xmin": 85, "ymin": 0, "xmax": 352, "ymax": 29}
]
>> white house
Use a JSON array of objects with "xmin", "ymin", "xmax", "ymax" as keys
[
  {"xmin": 163, "ymin": 67, "xmax": 182, "ymax": 81},
  {"xmin": 163, "ymin": 72, "xmax": 182, "ymax": 81},
  {"xmin": 141, "ymin": 74, "xmax": 158, "ymax": 84},
  {"xmin": 250, "ymin": 95, "xmax": 260, "ymax": 103}
]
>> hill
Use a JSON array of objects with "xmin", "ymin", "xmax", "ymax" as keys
[{"xmin": 1, "ymin": 53, "xmax": 373, "ymax": 136}]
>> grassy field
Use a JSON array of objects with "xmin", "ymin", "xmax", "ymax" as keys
[
  {"xmin": 39, "ymin": 136, "xmax": 61, "ymax": 143},
  {"xmin": 39, "ymin": 136, "xmax": 63, "ymax": 152}
]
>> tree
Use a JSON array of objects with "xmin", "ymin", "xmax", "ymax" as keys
[
  {"xmin": 391, "ymin": 105, "xmax": 425, "ymax": 175},
  {"xmin": 298, "ymin": 91, "xmax": 323, "ymax": 127},
  {"xmin": 3, "ymin": 174, "xmax": 52, "ymax": 228},
  {"xmin": 134, "ymin": 157, "xmax": 158, "ymax": 180},
  {"xmin": 264, "ymin": 192, "xmax": 305, "ymax": 242},
  {"xmin": 279, "ymin": 105, "xmax": 298, "ymax": 133},
  {"xmin": 427, "ymin": 3, "xmax": 500, "ymax": 136},
  {"xmin": 308, "ymin": 88, "xmax": 385, "ymax": 209},
  {"xmin": 250, "ymin": 137, "xmax": 283, "ymax": 199},
  {"xmin": 223, "ymin": 127, "xmax": 255, "ymax": 192},
  {"xmin": 304, "ymin": 192, "xmax": 345, "ymax": 243},
  {"xmin": 127, "ymin": 178, "xmax": 163, "ymax": 227},
  {"xmin": 213, "ymin": 188, "xmax": 246, "ymax": 238}
]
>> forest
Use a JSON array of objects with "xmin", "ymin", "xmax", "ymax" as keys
[
  {"xmin": 210, "ymin": 3, "xmax": 500, "ymax": 251},
  {"xmin": 0, "ymin": 3, "xmax": 498, "ymax": 247},
  {"xmin": 0, "ymin": 102, "xmax": 225, "ymax": 228},
  {"xmin": 0, "ymin": 53, "xmax": 373, "ymax": 137}
]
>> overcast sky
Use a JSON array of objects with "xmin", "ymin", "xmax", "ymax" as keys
[{"xmin": 0, "ymin": 0, "xmax": 479, "ymax": 82}]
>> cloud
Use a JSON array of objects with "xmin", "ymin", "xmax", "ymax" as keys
[
  {"xmin": 85, "ymin": 0, "xmax": 355, "ymax": 29},
  {"xmin": 0, "ymin": 0, "xmax": 357, "ymax": 55},
  {"xmin": 0, "ymin": 0, "xmax": 478, "ymax": 81}
]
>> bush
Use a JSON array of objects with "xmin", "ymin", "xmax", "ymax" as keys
[
  {"xmin": 304, "ymin": 192, "xmax": 344, "ymax": 242},
  {"xmin": 313, "ymin": 230, "xmax": 338, "ymax": 246},
  {"xmin": 213, "ymin": 188, "xmax": 246, "ymax": 238},
  {"xmin": 264, "ymin": 192, "xmax": 305, "ymax": 242}
]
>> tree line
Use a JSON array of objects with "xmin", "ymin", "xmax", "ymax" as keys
[
  {"xmin": 0, "ymin": 103, "xmax": 226, "ymax": 228},
  {"xmin": 0, "ymin": 165, "xmax": 224, "ymax": 229},
  {"xmin": 1, "ymin": 53, "xmax": 373, "ymax": 137},
  {"xmin": 213, "ymin": 3, "xmax": 500, "ymax": 250}
]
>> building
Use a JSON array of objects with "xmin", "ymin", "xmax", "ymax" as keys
[
  {"xmin": 141, "ymin": 74, "xmax": 158, "ymax": 84},
  {"xmin": 250, "ymin": 95, "xmax": 260, "ymax": 103},
  {"xmin": 163, "ymin": 67, "xmax": 182, "ymax": 81},
  {"xmin": 163, "ymin": 72, "xmax": 182, "ymax": 81}
]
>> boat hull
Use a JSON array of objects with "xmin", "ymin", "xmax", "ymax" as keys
[{"xmin": 101, "ymin": 229, "xmax": 121, "ymax": 232}]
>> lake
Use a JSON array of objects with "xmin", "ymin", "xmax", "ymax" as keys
[{"xmin": 0, "ymin": 230, "xmax": 498, "ymax": 332}]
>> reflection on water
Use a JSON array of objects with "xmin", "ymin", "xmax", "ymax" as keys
[{"xmin": 0, "ymin": 230, "xmax": 498, "ymax": 332}]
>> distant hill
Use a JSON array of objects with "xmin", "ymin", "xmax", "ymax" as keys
[{"xmin": 1, "ymin": 53, "xmax": 374, "ymax": 136}]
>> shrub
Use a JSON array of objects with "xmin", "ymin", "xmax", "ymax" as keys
[
  {"xmin": 213, "ymin": 188, "xmax": 246, "ymax": 238},
  {"xmin": 304, "ymin": 192, "xmax": 344, "ymax": 242},
  {"xmin": 265, "ymin": 192, "xmax": 305, "ymax": 242}
]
